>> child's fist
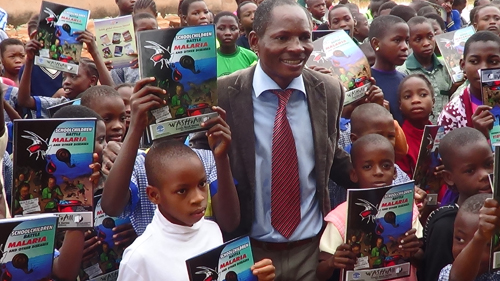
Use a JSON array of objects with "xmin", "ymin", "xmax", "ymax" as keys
[{"xmin": 330, "ymin": 243, "xmax": 357, "ymax": 270}]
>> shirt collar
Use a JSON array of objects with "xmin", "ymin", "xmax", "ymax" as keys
[
  {"xmin": 405, "ymin": 53, "xmax": 442, "ymax": 70},
  {"xmin": 253, "ymin": 61, "xmax": 306, "ymax": 98}
]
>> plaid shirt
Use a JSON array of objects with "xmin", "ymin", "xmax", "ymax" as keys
[
  {"xmin": 122, "ymin": 149, "xmax": 218, "ymax": 235},
  {"xmin": 439, "ymin": 264, "xmax": 500, "ymax": 281}
]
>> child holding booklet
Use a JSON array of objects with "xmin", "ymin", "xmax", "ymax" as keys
[
  {"xmin": 316, "ymin": 134, "xmax": 422, "ymax": 281},
  {"xmin": 117, "ymin": 141, "xmax": 275, "ymax": 281}
]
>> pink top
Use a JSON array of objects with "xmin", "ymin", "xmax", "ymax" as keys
[{"xmin": 0, "ymin": 77, "xmax": 15, "ymax": 87}]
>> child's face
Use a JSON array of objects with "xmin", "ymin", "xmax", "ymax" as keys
[
  {"xmin": 354, "ymin": 16, "xmax": 369, "ymax": 41},
  {"xmin": 461, "ymin": 40, "xmax": 500, "ymax": 95},
  {"xmin": 474, "ymin": 6, "xmax": 500, "ymax": 35},
  {"xmin": 134, "ymin": 18, "xmax": 158, "ymax": 32},
  {"xmin": 239, "ymin": 3, "xmax": 257, "ymax": 33},
  {"xmin": 95, "ymin": 120, "xmax": 107, "ymax": 163},
  {"xmin": 438, "ymin": 0, "xmax": 453, "ymax": 13},
  {"xmin": 90, "ymin": 96, "xmax": 126, "ymax": 143},
  {"xmin": 329, "ymin": 7, "xmax": 355, "ymax": 37},
  {"xmin": 429, "ymin": 19, "xmax": 444, "ymax": 36},
  {"xmin": 452, "ymin": 211, "xmax": 491, "ymax": 275},
  {"xmin": 149, "ymin": 156, "xmax": 208, "ymax": 226},
  {"xmin": 409, "ymin": 23, "xmax": 436, "ymax": 59},
  {"xmin": 184, "ymin": 1, "xmax": 210, "ymax": 26},
  {"xmin": 20, "ymin": 186, "xmax": 29, "ymax": 198},
  {"xmin": 62, "ymin": 68, "xmax": 95, "ymax": 100},
  {"xmin": 216, "ymin": 16, "xmax": 240, "ymax": 48},
  {"xmin": 399, "ymin": 77, "xmax": 434, "ymax": 121},
  {"xmin": 350, "ymin": 144, "xmax": 396, "ymax": 188},
  {"xmin": 116, "ymin": 86, "xmax": 132, "ymax": 130},
  {"xmin": 116, "ymin": 0, "xmax": 136, "ymax": 15},
  {"xmin": 1, "ymin": 44, "xmax": 26, "ymax": 75},
  {"xmin": 443, "ymin": 141, "xmax": 493, "ymax": 199},
  {"xmin": 48, "ymin": 178, "xmax": 55, "ymax": 187},
  {"xmin": 374, "ymin": 23, "xmax": 409, "ymax": 67},
  {"xmin": 307, "ymin": 0, "xmax": 327, "ymax": 20},
  {"xmin": 355, "ymin": 116, "xmax": 397, "ymax": 147}
]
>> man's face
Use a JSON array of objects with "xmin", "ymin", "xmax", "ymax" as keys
[{"xmin": 249, "ymin": 5, "xmax": 313, "ymax": 89}]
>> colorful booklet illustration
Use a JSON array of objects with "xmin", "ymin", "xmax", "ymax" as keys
[
  {"xmin": 35, "ymin": 1, "xmax": 90, "ymax": 74},
  {"xmin": 435, "ymin": 26, "xmax": 475, "ymax": 83},
  {"xmin": 78, "ymin": 190, "xmax": 130, "ymax": 281},
  {"xmin": 13, "ymin": 118, "xmax": 97, "ymax": 228},
  {"xmin": 186, "ymin": 236, "xmax": 256, "ymax": 281},
  {"xmin": 306, "ymin": 30, "xmax": 371, "ymax": 105},
  {"xmin": 138, "ymin": 24, "xmax": 218, "ymax": 140},
  {"xmin": 413, "ymin": 125, "xmax": 445, "ymax": 205},
  {"xmin": 94, "ymin": 15, "xmax": 137, "ymax": 69},
  {"xmin": 481, "ymin": 68, "xmax": 500, "ymax": 146},
  {"xmin": 0, "ymin": 214, "xmax": 58, "ymax": 281},
  {"xmin": 344, "ymin": 181, "xmax": 415, "ymax": 281},
  {"xmin": 490, "ymin": 147, "xmax": 500, "ymax": 271}
]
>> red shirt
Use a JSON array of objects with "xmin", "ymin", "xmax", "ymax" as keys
[{"xmin": 396, "ymin": 120, "xmax": 432, "ymax": 179}]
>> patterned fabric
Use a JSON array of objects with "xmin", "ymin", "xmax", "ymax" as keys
[
  {"xmin": 122, "ymin": 149, "xmax": 218, "ymax": 235},
  {"xmin": 2, "ymin": 153, "xmax": 12, "ymax": 208},
  {"xmin": 270, "ymin": 89, "xmax": 301, "ymax": 239},
  {"xmin": 438, "ymin": 264, "xmax": 500, "ymax": 281},
  {"xmin": 437, "ymin": 86, "xmax": 473, "ymax": 135}
]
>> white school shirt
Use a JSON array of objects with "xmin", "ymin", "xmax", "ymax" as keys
[{"xmin": 117, "ymin": 208, "xmax": 223, "ymax": 281}]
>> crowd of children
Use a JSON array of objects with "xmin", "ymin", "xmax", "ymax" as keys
[{"xmin": 3, "ymin": 0, "xmax": 500, "ymax": 279}]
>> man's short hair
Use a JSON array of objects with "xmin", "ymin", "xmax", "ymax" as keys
[{"xmin": 253, "ymin": 0, "xmax": 311, "ymax": 37}]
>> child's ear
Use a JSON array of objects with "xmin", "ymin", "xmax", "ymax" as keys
[
  {"xmin": 350, "ymin": 133, "xmax": 358, "ymax": 143},
  {"xmin": 248, "ymin": 31, "xmax": 259, "ymax": 55},
  {"xmin": 442, "ymin": 169, "xmax": 456, "ymax": 189},
  {"xmin": 350, "ymin": 168, "xmax": 359, "ymax": 183},
  {"xmin": 90, "ymin": 75, "xmax": 98, "ymax": 86},
  {"xmin": 182, "ymin": 15, "xmax": 187, "ymax": 25},
  {"xmin": 370, "ymin": 37, "xmax": 379, "ymax": 52},
  {"xmin": 146, "ymin": 185, "xmax": 160, "ymax": 205},
  {"xmin": 459, "ymin": 58, "xmax": 465, "ymax": 72},
  {"xmin": 393, "ymin": 166, "xmax": 397, "ymax": 180}
]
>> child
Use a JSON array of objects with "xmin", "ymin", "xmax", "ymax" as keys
[
  {"xmin": 316, "ymin": 134, "xmax": 422, "ymax": 281},
  {"xmin": 397, "ymin": 17, "xmax": 456, "ymax": 123},
  {"xmin": 395, "ymin": 74, "xmax": 435, "ymax": 178},
  {"xmin": 367, "ymin": 0, "xmax": 391, "ymax": 19},
  {"xmin": 328, "ymin": 5, "xmax": 357, "ymax": 42},
  {"xmin": 438, "ymin": 193, "xmax": 500, "ymax": 280},
  {"xmin": 378, "ymin": 1, "xmax": 397, "ymax": 17},
  {"xmin": 436, "ymin": 0, "xmax": 462, "ymax": 31},
  {"xmin": 115, "ymin": 0, "xmax": 136, "ymax": 16},
  {"xmin": 472, "ymin": 4, "xmax": 500, "ymax": 36},
  {"xmin": 369, "ymin": 15, "xmax": 409, "ymax": 124},
  {"xmin": 306, "ymin": 0, "xmax": 327, "ymax": 29},
  {"xmin": 101, "ymin": 78, "xmax": 240, "ymax": 236},
  {"xmin": 424, "ymin": 13, "xmax": 446, "ymax": 36},
  {"xmin": 80, "ymin": 85, "xmax": 127, "ymax": 143},
  {"xmin": 110, "ymin": 12, "xmax": 157, "ymax": 85},
  {"xmin": 215, "ymin": 12, "xmax": 257, "ymax": 77},
  {"xmin": 419, "ymin": 127, "xmax": 493, "ymax": 281},
  {"xmin": 353, "ymin": 12, "xmax": 369, "ymax": 43},
  {"xmin": 115, "ymin": 83, "xmax": 133, "ymax": 133},
  {"xmin": 181, "ymin": 0, "xmax": 210, "ymax": 26},
  {"xmin": 133, "ymin": 0, "xmax": 157, "ymax": 16},
  {"xmin": 390, "ymin": 5, "xmax": 417, "ymax": 22},
  {"xmin": 236, "ymin": 1, "xmax": 257, "ymax": 50},
  {"xmin": 437, "ymin": 31, "xmax": 500, "ymax": 136},
  {"xmin": 117, "ymin": 141, "xmax": 275, "ymax": 281},
  {"xmin": 452, "ymin": 0, "xmax": 468, "ymax": 25},
  {"xmin": 0, "ymin": 38, "xmax": 25, "ymax": 86}
]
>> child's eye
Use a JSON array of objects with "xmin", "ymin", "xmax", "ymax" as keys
[
  {"xmin": 362, "ymin": 165, "xmax": 371, "ymax": 170},
  {"xmin": 176, "ymin": 189, "xmax": 187, "ymax": 195},
  {"xmin": 383, "ymin": 163, "xmax": 393, "ymax": 169},
  {"xmin": 403, "ymin": 94, "xmax": 410, "ymax": 99},
  {"xmin": 465, "ymin": 168, "xmax": 474, "ymax": 174},
  {"xmin": 198, "ymin": 181, "xmax": 207, "ymax": 188}
]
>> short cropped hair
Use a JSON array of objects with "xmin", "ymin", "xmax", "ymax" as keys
[
  {"xmin": 459, "ymin": 193, "xmax": 492, "ymax": 214},
  {"xmin": 133, "ymin": 12, "xmax": 157, "ymax": 27},
  {"xmin": 424, "ymin": 13, "xmax": 446, "ymax": 30},
  {"xmin": 369, "ymin": 15, "xmax": 406, "ymax": 41},
  {"xmin": 79, "ymin": 85, "xmax": 121, "ymax": 108},
  {"xmin": 0, "ymin": 38, "xmax": 24, "ymax": 57},
  {"xmin": 390, "ymin": 5, "xmax": 417, "ymax": 22},
  {"xmin": 351, "ymin": 134, "xmax": 395, "ymax": 165},
  {"xmin": 181, "ymin": 0, "xmax": 205, "ymax": 16},
  {"xmin": 417, "ymin": 6, "xmax": 437, "ymax": 16},
  {"xmin": 253, "ymin": 0, "xmax": 311, "ymax": 37},
  {"xmin": 52, "ymin": 105, "xmax": 103, "ymax": 121},
  {"xmin": 464, "ymin": 30, "xmax": 500, "ymax": 58},
  {"xmin": 407, "ymin": 15, "xmax": 431, "ymax": 28},
  {"xmin": 351, "ymin": 103, "xmax": 393, "ymax": 135},
  {"xmin": 214, "ymin": 11, "xmax": 239, "ymax": 25},
  {"xmin": 115, "ymin": 83, "xmax": 134, "ymax": 91},
  {"xmin": 378, "ymin": 1, "xmax": 397, "ymax": 14},
  {"xmin": 440, "ymin": 127, "xmax": 488, "ymax": 170},
  {"xmin": 145, "ymin": 140, "xmax": 200, "ymax": 187},
  {"xmin": 370, "ymin": 0, "xmax": 391, "ymax": 16},
  {"xmin": 398, "ymin": 74, "xmax": 435, "ymax": 100},
  {"xmin": 237, "ymin": 1, "xmax": 255, "ymax": 19}
]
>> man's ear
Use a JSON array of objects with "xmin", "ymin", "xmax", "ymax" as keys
[
  {"xmin": 248, "ymin": 30, "xmax": 259, "ymax": 55},
  {"xmin": 350, "ymin": 168, "xmax": 359, "ymax": 183},
  {"xmin": 146, "ymin": 185, "xmax": 160, "ymax": 205},
  {"xmin": 442, "ymin": 169, "xmax": 456, "ymax": 191}
]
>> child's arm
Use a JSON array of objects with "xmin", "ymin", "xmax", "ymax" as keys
[
  {"xmin": 76, "ymin": 30, "xmax": 114, "ymax": 87},
  {"xmin": 52, "ymin": 230, "xmax": 85, "ymax": 281},
  {"xmin": 317, "ymin": 244, "xmax": 356, "ymax": 281},
  {"xmin": 201, "ymin": 106, "xmax": 240, "ymax": 232},
  {"xmin": 449, "ymin": 198, "xmax": 500, "ymax": 281},
  {"xmin": 3, "ymin": 100, "xmax": 21, "ymax": 121},
  {"xmin": 101, "ymin": 77, "xmax": 165, "ymax": 216},
  {"xmin": 251, "ymin": 259, "xmax": 275, "ymax": 281},
  {"xmin": 398, "ymin": 228, "xmax": 424, "ymax": 267},
  {"xmin": 17, "ymin": 39, "xmax": 41, "ymax": 110},
  {"xmin": 472, "ymin": 105, "xmax": 494, "ymax": 139}
]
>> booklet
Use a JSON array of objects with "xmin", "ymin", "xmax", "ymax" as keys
[
  {"xmin": 13, "ymin": 118, "xmax": 97, "ymax": 228},
  {"xmin": 306, "ymin": 30, "xmax": 371, "ymax": 105},
  {"xmin": 47, "ymin": 98, "xmax": 81, "ymax": 117},
  {"xmin": 413, "ymin": 125, "xmax": 445, "ymax": 205},
  {"xmin": 481, "ymin": 68, "xmax": 500, "ymax": 146},
  {"xmin": 186, "ymin": 236, "xmax": 256, "ymax": 281},
  {"xmin": 435, "ymin": 26, "xmax": 475, "ymax": 83},
  {"xmin": 138, "ymin": 24, "xmax": 218, "ymax": 140},
  {"xmin": 35, "ymin": 1, "xmax": 90, "ymax": 74},
  {"xmin": 491, "ymin": 147, "xmax": 500, "ymax": 271},
  {"xmin": 94, "ymin": 15, "xmax": 136, "ymax": 69},
  {"xmin": 344, "ymin": 181, "xmax": 415, "ymax": 281},
  {"xmin": 0, "ymin": 214, "xmax": 58, "ymax": 281}
]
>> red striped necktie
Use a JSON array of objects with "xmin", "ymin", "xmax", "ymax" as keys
[{"xmin": 270, "ymin": 89, "xmax": 301, "ymax": 239}]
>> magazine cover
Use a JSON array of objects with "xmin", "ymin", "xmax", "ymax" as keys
[
  {"xmin": 481, "ymin": 68, "xmax": 500, "ymax": 146},
  {"xmin": 186, "ymin": 236, "xmax": 256, "ymax": 281},
  {"xmin": 344, "ymin": 181, "xmax": 415, "ymax": 281},
  {"xmin": 312, "ymin": 30, "xmax": 335, "ymax": 41},
  {"xmin": 306, "ymin": 30, "xmax": 371, "ymax": 105},
  {"xmin": 78, "ymin": 190, "xmax": 130, "ymax": 281},
  {"xmin": 413, "ymin": 125, "xmax": 445, "ymax": 203},
  {"xmin": 34, "ymin": 1, "xmax": 90, "ymax": 74},
  {"xmin": 13, "ymin": 119, "xmax": 97, "ymax": 228},
  {"xmin": 0, "ymin": 214, "xmax": 58, "ymax": 281},
  {"xmin": 435, "ymin": 26, "xmax": 475, "ymax": 83},
  {"xmin": 491, "ymin": 147, "xmax": 500, "ymax": 271},
  {"xmin": 138, "ymin": 24, "xmax": 218, "ymax": 140},
  {"xmin": 94, "ymin": 15, "xmax": 136, "ymax": 69}
]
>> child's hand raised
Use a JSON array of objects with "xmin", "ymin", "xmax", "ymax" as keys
[
  {"xmin": 472, "ymin": 105, "xmax": 494, "ymax": 139},
  {"xmin": 329, "ymin": 244, "xmax": 357, "ymax": 270},
  {"xmin": 364, "ymin": 78, "xmax": 384, "ymax": 106},
  {"xmin": 201, "ymin": 106, "xmax": 231, "ymax": 160},
  {"xmin": 251, "ymin": 259, "xmax": 275, "ymax": 281},
  {"xmin": 75, "ymin": 30, "xmax": 98, "ymax": 55},
  {"xmin": 25, "ymin": 39, "xmax": 42, "ymax": 61},
  {"xmin": 130, "ymin": 77, "xmax": 166, "ymax": 132},
  {"xmin": 82, "ymin": 230, "xmax": 100, "ymax": 262},
  {"xmin": 476, "ymin": 198, "xmax": 500, "ymax": 242},
  {"xmin": 397, "ymin": 228, "xmax": 422, "ymax": 256}
]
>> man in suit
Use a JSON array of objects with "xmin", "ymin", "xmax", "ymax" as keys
[{"xmin": 218, "ymin": 0, "xmax": 353, "ymax": 279}]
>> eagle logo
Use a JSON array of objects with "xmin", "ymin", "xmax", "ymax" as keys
[
  {"xmin": 144, "ymin": 40, "xmax": 172, "ymax": 69},
  {"xmin": 195, "ymin": 266, "xmax": 218, "ymax": 281},
  {"xmin": 44, "ymin": 7, "xmax": 58, "ymax": 28},
  {"xmin": 356, "ymin": 198, "xmax": 379, "ymax": 224},
  {"xmin": 21, "ymin": 130, "xmax": 48, "ymax": 160}
]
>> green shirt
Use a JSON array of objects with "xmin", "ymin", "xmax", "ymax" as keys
[
  {"xmin": 397, "ymin": 53, "xmax": 452, "ymax": 123},
  {"xmin": 217, "ymin": 46, "xmax": 258, "ymax": 77}
]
